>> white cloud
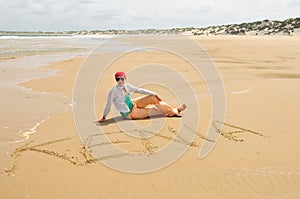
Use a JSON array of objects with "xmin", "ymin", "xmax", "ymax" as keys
[{"xmin": 0, "ymin": 0, "xmax": 299, "ymax": 31}]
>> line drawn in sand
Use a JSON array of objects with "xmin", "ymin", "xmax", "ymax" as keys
[
  {"xmin": 213, "ymin": 121, "xmax": 269, "ymax": 142},
  {"xmin": 5, "ymin": 122, "xmax": 268, "ymax": 174},
  {"xmin": 85, "ymin": 125, "xmax": 214, "ymax": 152},
  {"xmin": 4, "ymin": 136, "xmax": 97, "ymax": 174}
]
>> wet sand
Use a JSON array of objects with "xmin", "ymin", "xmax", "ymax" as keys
[{"xmin": 1, "ymin": 36, "xmax": 300, "ymax": 198}]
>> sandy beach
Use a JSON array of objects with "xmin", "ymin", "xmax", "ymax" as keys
[{"xmin": 1, "ymin": 35, "xmax": 300, "ymax": 198}]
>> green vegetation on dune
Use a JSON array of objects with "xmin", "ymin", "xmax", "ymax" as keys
[{"xmin": 1, "ymin": 17, "xmax": 299, "ymax": 36}]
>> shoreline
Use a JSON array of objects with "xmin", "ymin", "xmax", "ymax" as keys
[{"xmin": 0, "ymin": 53, "xmax": 87, "ymax": 173}]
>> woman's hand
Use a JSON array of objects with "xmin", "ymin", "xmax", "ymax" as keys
[{"xmin": 97, "ymin": 117, "xmax": 106, "ymax": 123}]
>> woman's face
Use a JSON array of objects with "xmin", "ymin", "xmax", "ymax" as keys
[{"xmin": 116, "ymin": 76, "xmax": 125, "ymax": 87}]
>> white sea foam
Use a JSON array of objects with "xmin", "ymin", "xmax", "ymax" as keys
[
  {"xmin": 231, "ymin": 88, "xmax": 252, "ymax": 94},
  {"xmin": 9, "ymin": 117, "xmax": 49, "ymax": 143},
  {"xmin": 69, "ymin": 102, "xmax": 76, "ymax": 107},
  {"xmin": 0, "ymin": 35, "xmax": 115, "ymax": 40},
  {"xmin": 72, "ymin": 35, "xmax": 115, "ymax": 39}
]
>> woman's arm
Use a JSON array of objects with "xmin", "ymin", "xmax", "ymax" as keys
[
  {"xmin": 126, "ymin": 83, "xmax": 156, "ymax": 96},
  {"xmin": 98, "ymin": 88, "xmax": 114, "ymax": 122}
]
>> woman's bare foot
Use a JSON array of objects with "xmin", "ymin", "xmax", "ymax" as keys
[{"xmin": 177, "ymin": 104, "xmax": 187, "ymax": 113}]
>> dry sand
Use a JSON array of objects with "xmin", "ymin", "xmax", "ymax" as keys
[{"xmin": 1, "ymin": 36, "xmax": 300, "ymax": 198}]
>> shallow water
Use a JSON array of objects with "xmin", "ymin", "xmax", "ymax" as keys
[{"xmin": 0, "ymin": 35, "xmax": 110, "ymax": 59}]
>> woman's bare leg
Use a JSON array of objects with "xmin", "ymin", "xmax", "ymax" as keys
[
  {"xmin": 130, "ymin": 95, "xmax": 186, "ymax": 118},
  {"xmin": 128, "ymin": 106, "xmax": 166, "ymax": 119},
  {"xmin": 132, "ymin": 95, "xmax": 161, "ymax": 108}
]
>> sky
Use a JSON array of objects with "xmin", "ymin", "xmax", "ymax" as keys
[{"xmin": 0, "ymin": 0, "xmax": 299, "ymax": 31}]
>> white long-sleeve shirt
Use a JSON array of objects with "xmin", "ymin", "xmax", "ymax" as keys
[{"xmin": 103, "ymin": 83, "xmax": 156, "ymax": 118}]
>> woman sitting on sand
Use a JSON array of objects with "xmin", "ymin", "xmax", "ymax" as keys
[{"xmin": 97, "ymin": 71, "xmax": 186, "ymax": 123}]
